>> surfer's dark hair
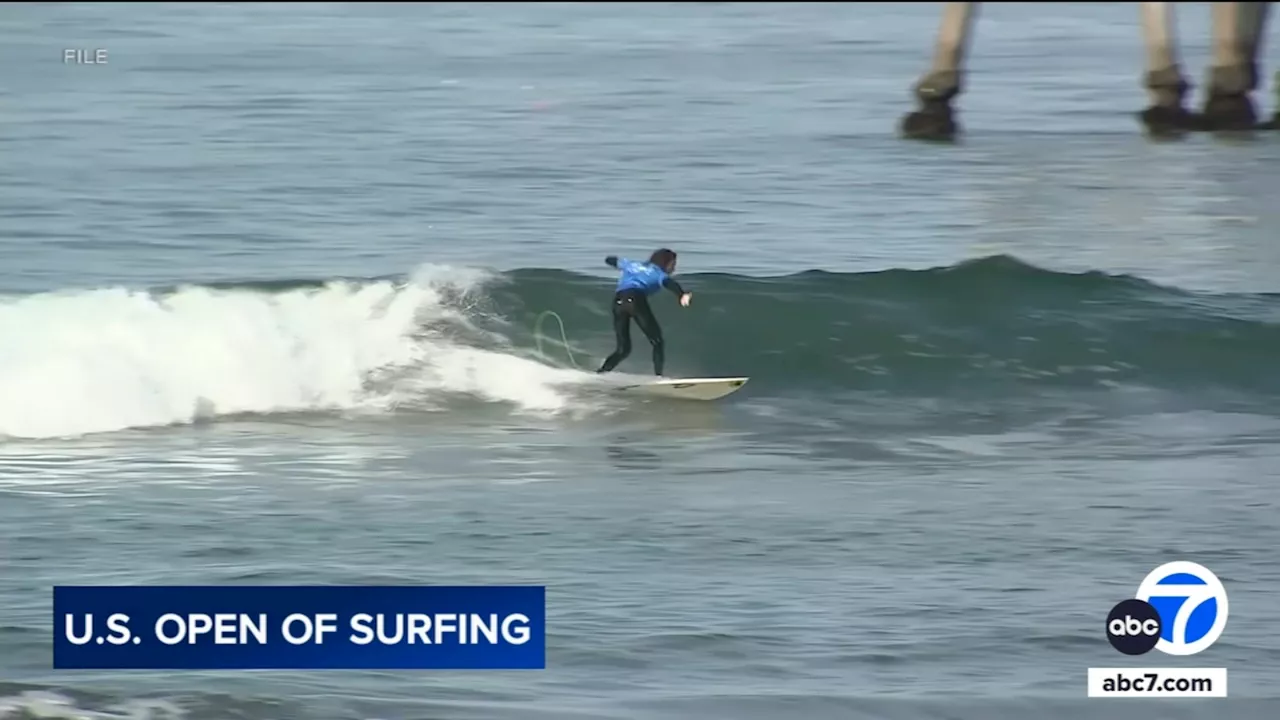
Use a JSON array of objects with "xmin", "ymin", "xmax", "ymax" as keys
[{"xmin": 649, "ymin": 248, "xmax": 677, "ymax": 269}]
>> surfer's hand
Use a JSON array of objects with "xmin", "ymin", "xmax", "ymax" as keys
[{"xmin": 680, "ymin": 293, "xmax": 692, "ymax": 307}]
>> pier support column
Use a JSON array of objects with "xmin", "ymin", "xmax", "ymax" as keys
[
  {"xmin": 1137, "ymin": 3, "xmax": 1194, "ymax": 136},
  {"xmin": 900, "ymin": 2, "xmax": 979, "ymax": 141},
  {"xmin": 1199, "ymin": 2, "xmax": 1270, "ymax": 131},
  {"xmin": 1267, "ymin": 69, "xmax": 1280, "ymax": 128}
]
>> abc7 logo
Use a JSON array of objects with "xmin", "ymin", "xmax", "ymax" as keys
[{"xmin": 1106, "ymin": 598, "xmax": 1163, "ymax": 655}]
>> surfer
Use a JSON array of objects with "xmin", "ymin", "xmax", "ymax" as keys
[{"xmin": 596, "ymin": 248, "xmax": 692, "ymax": 376}]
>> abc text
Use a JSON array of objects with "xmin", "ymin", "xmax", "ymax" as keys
[{"xmin": 1087, "ymin": 667, "xmax": 1227, "ymax": 698}]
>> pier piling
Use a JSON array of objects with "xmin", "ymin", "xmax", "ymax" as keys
[
  {"xmin": 1268, "ymin": 69, "xmax": 1280, "ymax": 127},
  {"xmin": 1138, "ymin": 2, "xmax": 1194, "ymax": 136},
  {"xmin": 1200, "ymin": 1, "xmax": 1268, "ymax": 130},
  {"xmin": 903, "ymin": 2, "xmax": 1275, "ymax": 138},
  {"xmin": 900, "ymin": 2, "xmax": 979, "ymax": 141}
]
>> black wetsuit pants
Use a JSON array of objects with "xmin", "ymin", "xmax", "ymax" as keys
[{"xmin": 597, "ymin": 289, "xmax": 664, "ymax": 375}]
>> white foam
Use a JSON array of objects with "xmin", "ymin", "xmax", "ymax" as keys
[
  {"xmin": 0, "ymin": 691, "xmax": 184, "ymax": 720},
  {"xmin": 0, "ymin": 264, "xmax": 600, "ymax": 440}
]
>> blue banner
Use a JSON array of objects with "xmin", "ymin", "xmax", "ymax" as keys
[{"xmin": 53, "ymin": 585, "xmax": 545, "ymax": 670}]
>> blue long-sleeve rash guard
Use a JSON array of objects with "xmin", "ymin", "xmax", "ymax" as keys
[{"xmin": 606, "ymin": 255, "xmax": 686, "ymax": 297}]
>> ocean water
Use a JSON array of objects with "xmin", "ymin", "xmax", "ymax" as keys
[{"xmin": 2, "ymin": 2, "xmax": 1280, "ymax": 719}]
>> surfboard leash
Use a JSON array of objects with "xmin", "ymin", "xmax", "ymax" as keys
[{"xmin": 533, "ymin": 310, "xmax": 585, "ymax": 371}]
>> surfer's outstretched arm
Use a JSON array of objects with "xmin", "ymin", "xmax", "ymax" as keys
[{"xmin": 662, "ymin": 277, "xmax": 692, "ymax": 307}]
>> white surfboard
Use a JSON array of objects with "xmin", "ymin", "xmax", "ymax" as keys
[{"xmin": 615, "ymin": 377, "xmax": 749, "ymax": 401}]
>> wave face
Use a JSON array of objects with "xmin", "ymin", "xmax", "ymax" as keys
[
  {"xmin": 493, "ymin": 254, "xmax": 1280, "ymax": 397},
  {"xmin": 3, "ymin": 255, "xmax": 1278, "ymax": 439}
]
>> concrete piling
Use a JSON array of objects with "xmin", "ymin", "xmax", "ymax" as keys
[
  {"xmin": 1268, "ymin": 69, "xmax": 1280, "ymax": 128},
  {"xmin": 1200, "ymin": 1, "xmax": 1269, "ymax": 130},
  {"xmin": 900, "ymin": 2, "xmax": 979, "ymax": 141},
  {"xmin": 903, "ymin": 2, "xmax": 1275, "ymax": 137},
  {"xmin": 1244, "ymin": 4, "xmax": 1278, "ymax": 128},
  {"xmin": 1138, "ymin": 2, "xmax": 1194, "ymax": 136},
  {"xmin": 1244, "ymin": 1, "xmax": 1271, "ymax": 65}
]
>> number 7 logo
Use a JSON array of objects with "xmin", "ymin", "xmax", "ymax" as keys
[{"xmin": 1135, "ymin": 561, "xmax": 1229, "ymax": 656}]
